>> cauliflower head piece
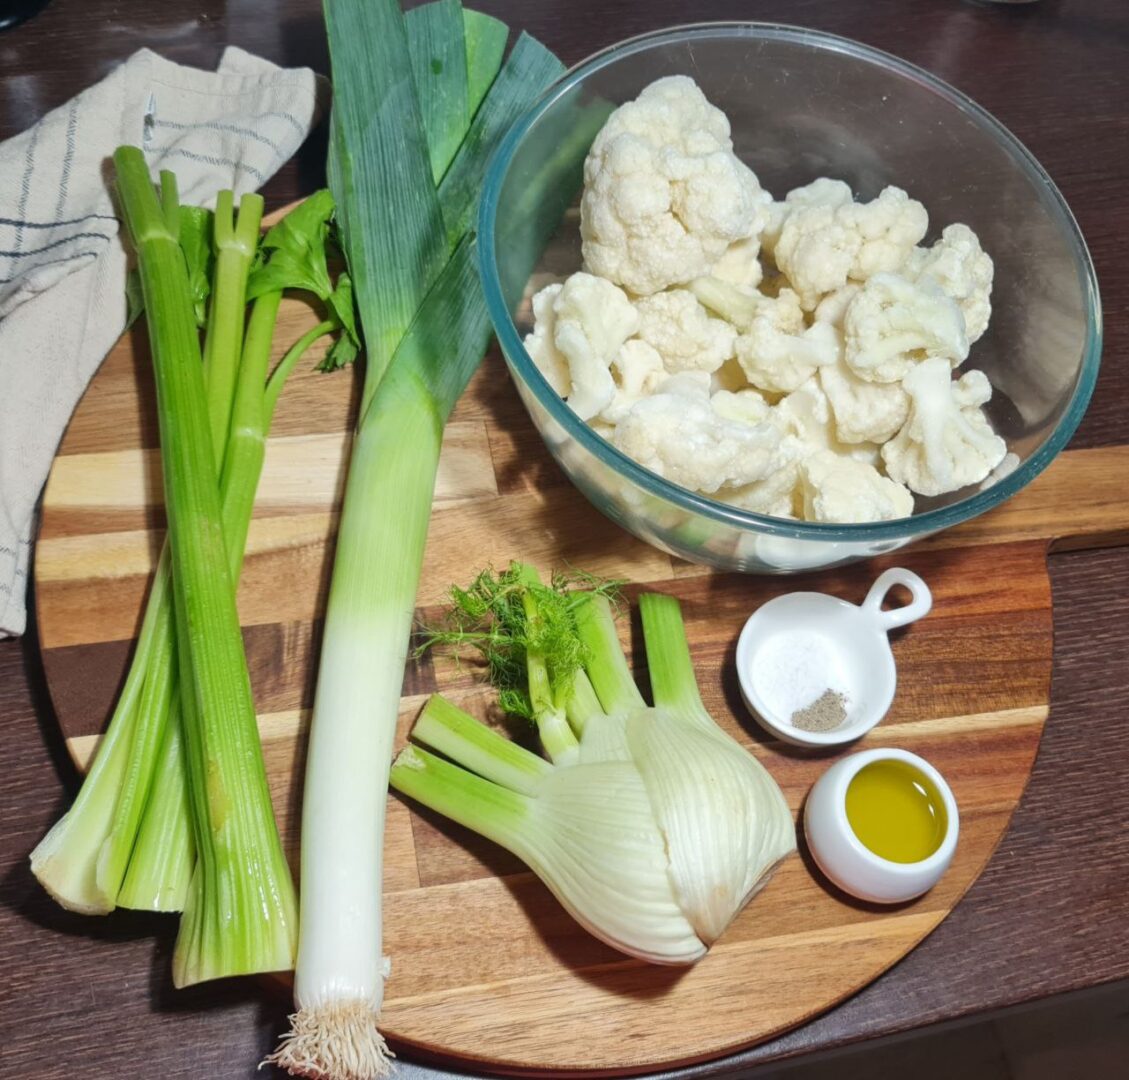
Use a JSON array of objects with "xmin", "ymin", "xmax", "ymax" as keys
[
  {"xmin": 772, "ymin": 180, "xmax": 860, "ymax": 311},
  {"xmin": 735, "ymin": 318, "xmax": 841, "ymax": 395},
  {"xmin": 612, "ymin": 371, "xmax": 788, "ymax": 494},
  {"xmin": 635, "ymin": 288, "xmax": 736, "ymax": 374},
  {"xmin": 844, "ymin": 272, "xmax": 969, "ymax": 384},
  {"xmin": 580, "ymin": 76, "xmax": 769, "ymax": 296},
  {"xmin": 771, "ymin": 181, "xmax": 928, "ymax": 309},
  {"xmin": 819, "ymin": 354, "xmax": 910, "ymax": 444},
  {"xmin": 881, "ymin": 356, "xmax": 1007, "ymax": 496},
  {"xmin": 724, "ymin": 451, "xmax": 803, "ymax": 518},
  {"xmin": 523, "ymin": 273, "xmax": 639, "ymax": 421},
  {"xmin": 799, "ymin": 450, "xmax": 914, "ymax": 524},
  {"xmin": 838, "ymin": 186, "xmax": 929, "ymax": 281},
  {"xmin": 710, "ymin": 387, "xmax": 772, "ymax": 426},
  {"xmin": 904, "ymin": 223, "xmax": 994, "ymax": 343},
  {"xmin": 812, "ymin": 283, "xmax": 862, "ymax": 328},
  {"xmin": 772, "ymin": 377, "xmax": 882, "ymax": 466},
  {"xmin": 600, "ymin": 339, "xmax": 667, "ymax": 424},
  {"xmin": 689, "ymin": 276, "xmax": 805, "ymax": 335},
  {"xmin": 524, "ymin": 282, "xmax": 569, "ymax": 395},
  {"xmin": 710, "ymin": 233, "xmax": 768, "ymax": 290}
]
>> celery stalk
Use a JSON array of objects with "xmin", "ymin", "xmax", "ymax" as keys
[
  {"xmin": 98, "ymin": 196, "xmax": 264, "ymax": 904},
  {"xmin": 122, "ymin": 296, "xmax": 338, "ymax": 911},
  {"xmin": 117, "ymin": 706, "xmax": 193, "ymax": 912},
  {"xmin": 113, "ymin": 146, "xmax": 297, "ymax": 984},
  {"xmin": 30, "ymin": 191, "xmax": 263, "ymax": 914},
  {"xmin": 29, "ymin": 596, "xmax": 152, "ymax": 913},
  {"xmin": 203, "ymin": 190, "xmax": 264, "ymax": 460}
]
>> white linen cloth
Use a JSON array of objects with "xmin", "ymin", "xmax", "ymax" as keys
[{"xmin": 0, "ymin": 46, "xmax": 325, "ymax": 636}]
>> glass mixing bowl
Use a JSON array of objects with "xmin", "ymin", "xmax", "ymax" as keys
[{"xmin": 478, "ymin": 23, "xmax": 1101, "ymax": 573}]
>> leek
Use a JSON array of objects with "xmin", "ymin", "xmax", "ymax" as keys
[
  {"xmin": 392, "ymin": 573, "xmax": 797, "ymax": 964},
  {"xmin": 267, "ymin": 3, "xmax": 563, "ymax": 1076}
]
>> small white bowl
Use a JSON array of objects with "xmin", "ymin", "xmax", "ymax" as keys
[
  {"xmin": 735, "ymin": 567, "xmax": 932, "ymax": 748},
  {"xmin": 804, "ymin": 747, "xmax": 960, "ymax": 904}
]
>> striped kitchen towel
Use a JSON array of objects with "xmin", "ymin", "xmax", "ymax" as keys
[{"xmin": 0, "ymin": 46, "xmax": 326, "ymax": 637}]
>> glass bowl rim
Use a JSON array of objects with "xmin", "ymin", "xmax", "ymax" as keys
[{"xmin": 477, "ymin": 20, "xmax": 1103, "ymax": 544}]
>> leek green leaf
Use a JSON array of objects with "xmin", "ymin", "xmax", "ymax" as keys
[
  {"xmin": 325, "ymin": 0, "xmax": 448, "ymax": 394},
  {"xmin": 463, "ymin": 7, "xmax": 508, "ymax": 118},
  {"xmin": 406, "ymin": 0, "xmax": 469, "ymax": 183},
  {"xmin": 438, "ymin": 32, "xmax": 565, "ymax": 245}
]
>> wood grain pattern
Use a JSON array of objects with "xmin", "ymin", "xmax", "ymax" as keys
[
  {"xmin": 35, "ymin": 198, "xmax": 1129, "ymax": 1072},
  {"xmin": 6, "ymin": 2, "xmax": 1129, "ymax": 1080}
]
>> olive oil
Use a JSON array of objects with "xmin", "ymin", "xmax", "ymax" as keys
[{"xmin": 845, "ymin": 759, "xmax": 947, "ymax": 864}]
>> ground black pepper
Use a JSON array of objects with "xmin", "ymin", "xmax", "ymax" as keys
[{"xmin": 790, "ymin": 688, "xmax": 848, "ymax": 732}]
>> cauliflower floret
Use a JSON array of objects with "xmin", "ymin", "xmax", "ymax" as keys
[
  {"xmin": 786, "ymin": 178, "xmax": 855, "ymax": 210},
  {"xmin": 524, "ymin": 273, "xmax": 639, "ymax": 420},
  {"xmin": 773, "ymin": 378, "xmax": 881, "ymax": 463},
  {"xmin": 904, "ymin": 223, "xmax": 994, "ymax": 342},
  {"xmin": 881, "ymin": 356, "xmax": 1007, "ymax": 496},
  {"xmin": 634, "ymin": 288, "xmax": 736, "ymax": 374},
  {"xmin": 838, "ymin": 186, "xmax": 929, "ymax": 281},
  {"xmin": 773, "ymin": 191, "xmax": 861, "ymax": 310},
  {"xmin": 799, "ymin": 450, "xmax": 915, "ymax": 523},
  {"xmin": 710, "ymin": 388, "xmax": 772, "ymax": 425},
  {"xmin": 757, "ymin": 200, "xmax": 788, "ymax": 260},
  {"xmin": 770, "ymin": 181, "xmax": 927, "ymax": 309},
  {"xmin": 524, "ymin": 283, "xmax": 569, "ymax": 395},
  {"xmin": 689, "ymin": 276, "xmax": 805, "ymax": 334},
  {"xmin": 611, "ymin": 372, "xmax": 787, "ymax": 494},
  {"xmin": 819, "ymin": 355, "xmax": 910, "ymax": 444},
  {"xmin": 724, "ymin": 448, "xmax": 804, "ymax": 518},
  {"xmin": 600, "ymin": 339, "xmax": 666, "ymax": 423},
  {"xmin": 710, "ymin": 232, "xmax": 768, "ymax": 290},
  {"xmin": 690, "ymin": 280, "xmax": 809, "ymax": 395},
  {"xmin": 724, "ymin": 378, "xmax": 878, "ymax": 519},
  {"xmin": 735, "ymin": 319, "xmax": 841, "ymax": 395},
  {"xmin": 813, "ymin": 283, "xmax": 861, "ymax": 328},
  {"xmin": 951, "ymin": 366, "xmax": 992, "ymax": 408},
  {"xmin": 580, "ymin": 76, "xmax": 769, "ymax": 295},
  {"xmin": 843, "ymin": 272, "xmax": 969, "ymax": 384}
]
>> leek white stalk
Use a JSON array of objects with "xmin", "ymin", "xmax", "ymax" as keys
[
  {"xmin": 392, "ymin": 584, "xmax": 797, "ymax": 965},
  {"xmin": 272, "ymin": 240, "xmax": 489, "ymax": 1079}
]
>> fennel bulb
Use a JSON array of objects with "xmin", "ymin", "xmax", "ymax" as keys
[{"xmin": 392, "ymin": 572, "xmax": 796, "ymax": 963}]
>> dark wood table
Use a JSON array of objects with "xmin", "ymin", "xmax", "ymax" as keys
[{"xmin": 2, "ymin": 1, "xmax": 1127, "ymax": 1077}]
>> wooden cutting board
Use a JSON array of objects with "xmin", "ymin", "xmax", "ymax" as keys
[{"xmin": 34, "ymin": 277, "xmax": 1129, "ymax": 1074}]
